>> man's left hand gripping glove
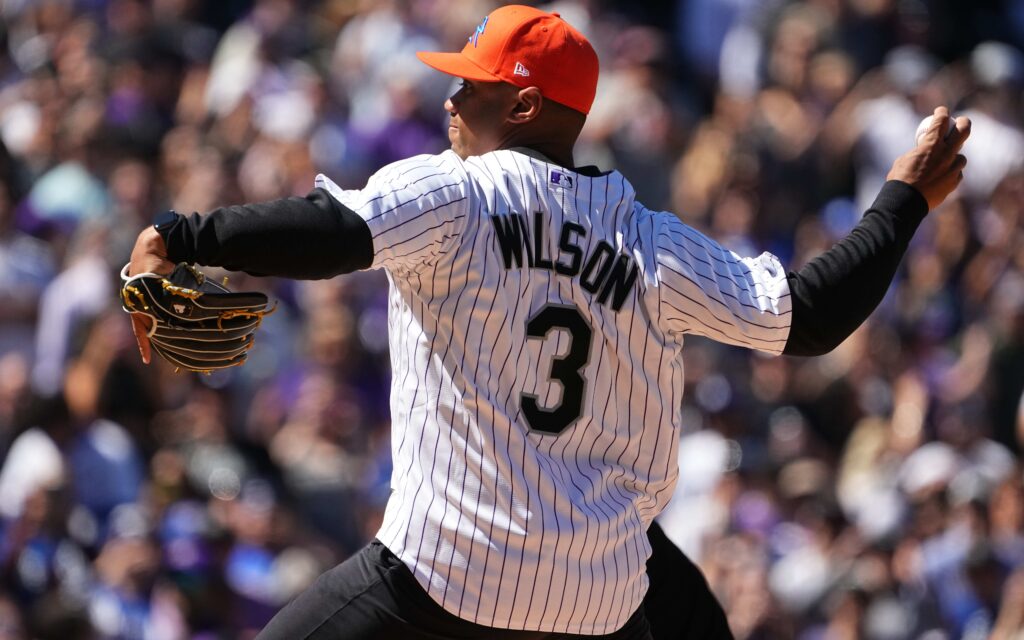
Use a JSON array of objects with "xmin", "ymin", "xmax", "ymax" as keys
[{"xmin": 120, "ymin": 263, "xmax": 274, "ymax": 373}]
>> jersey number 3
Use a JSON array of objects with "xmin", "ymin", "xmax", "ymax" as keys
[{"xmin": 521, "ymin": 305, "xmax": 592, "ymax": 435}]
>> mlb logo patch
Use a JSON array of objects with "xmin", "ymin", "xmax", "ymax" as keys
[{"xmin": 550, "ymin": 170, "xmax": 574, "ymax": 189}]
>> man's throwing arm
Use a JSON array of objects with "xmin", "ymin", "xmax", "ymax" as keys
[
  {"xmin": 784, "ymin": 106, "xmax": 969, "ymax": 356},
  {"xmin": 783, "ymin": 180, "xmax": 927, "ymax": 356}
]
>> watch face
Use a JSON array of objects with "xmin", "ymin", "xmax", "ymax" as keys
[{"xmin": 153, "ymin": 210, "xmax": 178, "ymax": 231}]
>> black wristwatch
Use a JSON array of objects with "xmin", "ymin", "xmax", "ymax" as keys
[{"xmin": 153, "ymin": 210, "xmax": 181, "ymax": 246}]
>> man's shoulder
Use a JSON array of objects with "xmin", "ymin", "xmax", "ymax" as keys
[
  {"xmin": 625, "ymin": 204, "xmax": 715, "ymax": 257},
  {"xmin": 459, "ymin": 149, "xmax": 518, "ymax": 178},
  {"xmin": 634, "ymin": 205, "xmax": 678, "ymax": 224},
  {"xmin": 373, "ymin": 150, "xmax": 469, "ymax": 183}
]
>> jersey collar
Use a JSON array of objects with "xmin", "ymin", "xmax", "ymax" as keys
[{"xmin": 507, "ymin": 147, "xmax": 610, "ymax": 178}]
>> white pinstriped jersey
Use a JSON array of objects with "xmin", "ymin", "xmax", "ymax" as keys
[{"xmin": 314, "ymin": 148, "xmax": 791, "ymax": 634}]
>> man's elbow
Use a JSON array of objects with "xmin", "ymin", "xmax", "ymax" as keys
[{"xmin": 782, "ymin": 333, "xmax": 847, "ymax": 357}]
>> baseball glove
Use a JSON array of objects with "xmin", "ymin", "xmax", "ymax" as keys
[{"xmin": 120, "ymin": 262, "xmax": 274, "ymax": 373}]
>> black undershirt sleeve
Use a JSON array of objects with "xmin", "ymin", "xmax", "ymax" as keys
[
  {"xmin": 161, "ymin": 187, "xmax": 374, "ymax": 279},
  {"xmin": 158, "ymin": 180, "xmax": 924, "ymax": 354},
  {"xmin": 783, "ymin": 180, "xmax": 929, "ymax": 357}
]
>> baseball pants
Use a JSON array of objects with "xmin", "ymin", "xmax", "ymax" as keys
[
  {"xmin": 644, "ymin": 522, "xmax": 734, "ymax": 640},
  {"xmin": 255, "ymin": 539, "xmax": 653, "ymax": 640}
]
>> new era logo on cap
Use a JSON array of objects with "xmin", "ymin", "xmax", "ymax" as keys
[{"xmin": 513, "ymin": 61, "xmax": 530, "ymax": 77}]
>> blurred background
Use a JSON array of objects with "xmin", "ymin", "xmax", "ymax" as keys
[{"xmin": 0, "ymin": 0, "xmax": 1021, "ymax": 638}]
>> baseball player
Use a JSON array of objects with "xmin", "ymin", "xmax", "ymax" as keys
[{"xmin": 125, "ymin": 5, "xmax": 969, "ymax": 639}]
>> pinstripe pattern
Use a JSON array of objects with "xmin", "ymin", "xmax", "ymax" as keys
[{"xmin": 314, "ymin": 149, "xmax": 792, "ymax": 635}]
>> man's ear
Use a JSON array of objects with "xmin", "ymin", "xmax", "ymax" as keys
[{"xmin": 509, "ymin": 87, "xmax": 543, "ymax": 124}]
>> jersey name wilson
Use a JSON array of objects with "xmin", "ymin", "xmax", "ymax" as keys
[{"xmin": 490, "ymin": 211, "xmax": 639, "ymax": 312}]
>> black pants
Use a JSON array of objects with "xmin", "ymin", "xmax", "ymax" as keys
[
  {"xmin": 257, "ymin": 525, "xmax": 732, "ymax": 640},
  {"xmin": 256, "ymin": 540, "xmax": 652, "ymax": 640},
  {"xmin": 644, "ymin": 522, "xmax": 733, "ymax": 640}
]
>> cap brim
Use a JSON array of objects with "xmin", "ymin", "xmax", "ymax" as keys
[{"xmin": 416, "ymin": 51, "xmax": 501, "ymax": 82}]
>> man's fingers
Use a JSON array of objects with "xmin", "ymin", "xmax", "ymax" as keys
[
  {"xmin": 938, "ymin": 155, "xmax": 967, "ymax": 192},
  {"xmin": 947, "ymin": 116, "xmax": 972, "ymax": 151},
  {"xmin": 128, "ymin": 226, "xmax": 176, "ymax": 277},
  {"xmin": 891, "ymin": 107, "xmax": 969, "ymax": 208},
  {"xmin": 939, "ymin": 155, "xmax": 967, "ymax": 199},
  {"xmin": 130, "ymin": 313, "xmax": 153, "ymax": 365},
  {"xmin": 929, "ymin": 106, "xmax": 951, "ymax": 140}
]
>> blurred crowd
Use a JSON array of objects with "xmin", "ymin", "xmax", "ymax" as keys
[{"xmin": 0, "ymin": 0, "xmax": 1021, "ymax": 638}]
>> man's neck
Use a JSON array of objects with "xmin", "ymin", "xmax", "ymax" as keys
[
  {"xmin": 507, "ymin": 145, "xmax": 573, "ymax": 169},
  {"xmin": 507, "ymin": 146, "xmax": 607, "ymax": 177}
]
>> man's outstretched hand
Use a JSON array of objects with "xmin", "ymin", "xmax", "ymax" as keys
[
  {"xmin": 887, "ymin": 105, "xmax": 971, "ymax": 211},
  {"xmin": 127, "ymin": 226, "xmax": 175, "ymax": 364}
]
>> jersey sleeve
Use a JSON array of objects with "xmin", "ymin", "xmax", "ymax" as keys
[
  {"xmin": 314, "ymin": 151, "xmax": 471, "ymax": 272},
  {"xmin": 651, "ymin": 212, "xmax": 792, "ymax": 354}
]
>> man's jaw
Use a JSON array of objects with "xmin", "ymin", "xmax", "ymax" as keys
[{"xmin": 448, "ymin": 128, "xmax": 467, "ymax": 159}]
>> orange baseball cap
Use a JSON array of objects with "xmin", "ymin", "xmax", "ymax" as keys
[{"xmin": 416, "ymin": 5, "xmax": 599, "ymax": 115}]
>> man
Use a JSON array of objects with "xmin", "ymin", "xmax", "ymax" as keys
[{"xmin": 126, "ymin": 5, "xmax": 969, "ymax": 639}]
